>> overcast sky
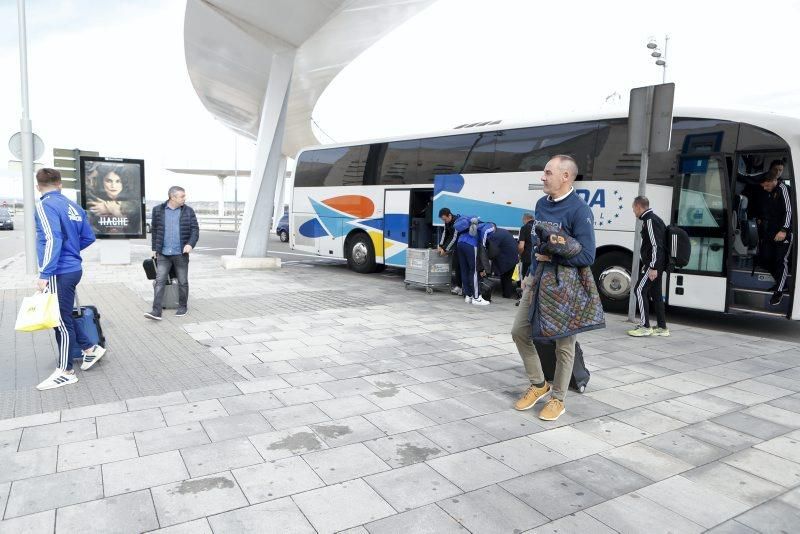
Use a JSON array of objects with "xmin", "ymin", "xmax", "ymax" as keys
[{"xmin": 1, "ymin": 0, "xmax": 799, "ymax": 201}]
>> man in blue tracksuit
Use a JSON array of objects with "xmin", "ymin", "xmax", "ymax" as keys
[
  {"xmin": 510, "ymin": 155, "xmax": 596, "ymax": 422},
  {"xmin": 454, "ymin": 214, "xmax": 490, "ymax": 306},
  {"xmin": 33, "ymin": 168, "xmax": 105, "ymax": 391}
]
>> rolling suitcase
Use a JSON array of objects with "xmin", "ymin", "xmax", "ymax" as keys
[
  {"xmin": 533, "ymin": 340, "xmax": 590, "ymax": 393},
  {"xmin": 480, "ymin": 277, "xmax": 498, "ymax": 302},
  {"xmin": 68, "ymin": 293, "xmax": 106, "ymax": 361}
]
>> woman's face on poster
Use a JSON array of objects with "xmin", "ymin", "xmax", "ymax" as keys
[{"xmin": 103, "ymin": 172, "xmax": 123, "ymax": 200}]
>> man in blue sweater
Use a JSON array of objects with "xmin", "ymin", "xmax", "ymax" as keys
[
  {"xmin": 33, "ymin": 168, "xmax": 105, "ymax": 390},
  {"xmin": 510, "ymin": 155, "xmax": 596, "ymax": 421},
  {"xmin": 453, "ymin": 214, "xmax": 490, "ymax": 306}
]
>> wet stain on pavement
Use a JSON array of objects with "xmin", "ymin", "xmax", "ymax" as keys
[
  {"xmin": 373, "ymin": 388, "xmax": 399, "ymax": 398},
  {"xmin": 312, "ymin": 424, "xmax": 352, "ymax": 439},
  {"xmin": 396, "ymin": 443, "xmax": 441, "ymax": 466},
  {"xmin": 267, "ymin": 431, "xmax": 324, "ymax": 453},
  {"xmin": 172, "ymin": 476, "xmax": 234, "ymax": 495}
]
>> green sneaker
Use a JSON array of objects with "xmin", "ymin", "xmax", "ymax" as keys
[
  {"xmin": 627, "ymin": 326, "xmax": 653, "ymax": 337},
  {"xmin": 652, "ymin": 327, "xmax": 671, "ymax": 337}
]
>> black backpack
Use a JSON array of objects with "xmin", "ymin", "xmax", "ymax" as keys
[{"xmin": 666, "ymin": 225, "xmax": 691, "ymax": 268}]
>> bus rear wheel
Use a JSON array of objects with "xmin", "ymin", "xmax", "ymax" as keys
[
  {"xmin": 592, "ymin": 251, "xmax": 633, "ymax": 314},
  {"xmin": 347, "ymin": 233, "xmax": 377, "ymax": 274}
]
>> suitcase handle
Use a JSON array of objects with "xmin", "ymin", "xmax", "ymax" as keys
[{"xmin": 74, "ymin": 290, "xmax": 83, "ymax": 317}]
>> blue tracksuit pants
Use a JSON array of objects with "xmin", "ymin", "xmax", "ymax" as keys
[
  {"xmin": 457, "ymin": 241, "xmax": 479, "ymax": 299},
  {"xmin": 49, "ymin": 269, "xmax": 91, "ymax": 371}
]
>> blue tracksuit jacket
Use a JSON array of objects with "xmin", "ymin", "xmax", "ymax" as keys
[{"xmin": 35, "ymin": 190, "xmax": 96, "ymax": 279}]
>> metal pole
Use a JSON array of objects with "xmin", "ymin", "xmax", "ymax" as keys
[
  {"xmin": 662, "ymin": 35, "xmax": 669, "ymax": 84},
  {"xmin": 234, "ymin": 136, "xmax": 239, "ymax": 232},
  {"xmin": 627, "ymin": 85, "xmax": 655, "ymax": 323},
  {"xmin": 17, "ymin": 0, "xmax": 37, "ymax": 274}
]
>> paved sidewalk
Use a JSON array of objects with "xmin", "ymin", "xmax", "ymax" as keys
[{"xmin": 1, "ymin": 245, "xmax": 799, "ymax": 532}]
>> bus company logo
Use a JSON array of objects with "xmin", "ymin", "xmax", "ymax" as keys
[{"xmin": 576, "ymin": 188, "xmax": 625, "ymax": 228}]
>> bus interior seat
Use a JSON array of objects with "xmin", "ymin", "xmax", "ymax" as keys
[{"xmin": 733, "ymin": 194, "xmax": 759, "ymax": 256}]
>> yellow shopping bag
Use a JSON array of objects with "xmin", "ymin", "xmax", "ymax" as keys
[
  {"xmin": 15, "ymin": 292, "xmax": 60, "ymax": 332},
  {"xmin": 511, "ymin": 263, "xmax": 521, "ymax": 283}
]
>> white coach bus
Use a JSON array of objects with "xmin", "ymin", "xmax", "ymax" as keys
[{"xmin": 289, "ymin": 108, "xmax": 798, "ymax": 319}]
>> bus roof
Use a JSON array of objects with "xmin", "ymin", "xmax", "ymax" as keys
[{"xmin": 296, "ymin": 107, "xmax": 800, "ymax": 158}]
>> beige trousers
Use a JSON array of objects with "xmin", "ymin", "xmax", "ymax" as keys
[{"xmin": 511, "ymin": 286, "xmax": 576, "ymax": 401}]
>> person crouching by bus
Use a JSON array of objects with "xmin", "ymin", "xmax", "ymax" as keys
[
  {"xmin": 454, "ymin": 215, "xmax": 490, "ymax": 306},
  {"xmin": 437, "ymin": 207, "xmax": 462, "ymax": 295},
  {"xmin": 628, "ymin": 196, "xmax": 670, "ymax": 337},
  {"xmin": 755, "ymin": 161, "xmax": 793, "ymax": 306},
  {"xmin": 478, "ymin": 223, "xmax": 519, "ymax": 298}
]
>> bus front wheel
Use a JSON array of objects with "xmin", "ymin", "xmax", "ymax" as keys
[
  {"xmin": 347, "ymin": 233, "xmax": 377, "ymax": 274},
  {"xmin": 592, "ymin": 251, "xmax": 633, "ymax": 314}
]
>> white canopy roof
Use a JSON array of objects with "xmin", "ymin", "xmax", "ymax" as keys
[{"xmin": 183, "ymin": 0, "xmax": 435, "ymax": 157}]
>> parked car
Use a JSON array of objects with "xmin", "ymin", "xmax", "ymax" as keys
[
  {"xmin": 0, "ymin": 208, "xmax": 13, "ymax": 231},
  {"xmin": 276, "ymin": 212, "xmax": 289, "ymax": 242}
]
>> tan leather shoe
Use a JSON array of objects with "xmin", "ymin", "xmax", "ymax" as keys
[
  {"xmin": 539, "ymin": 398, "xmax": 566, "ymax": 421},
  {"xmin": 514, "ymin": 383, "xmax": 551, "ymax": 411}
]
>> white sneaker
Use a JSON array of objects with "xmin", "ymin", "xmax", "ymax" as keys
[
  {"xmin": 450, "ymin": 286, "xmax": 462, "ymax": 295},
  {"xmin": 471, "ymin": 296, "xmax": 490, "ymax": 306},
  {"xmin": 464, "ymin": 295, "xmax": 472, "ymax": 303},
  {"xmin": 36, "ymin": 369, "xmax": 78, "ymax": 391},
  {"xmin": 81, "ymin": 345, "xmax": 107, "ymax": 371}
]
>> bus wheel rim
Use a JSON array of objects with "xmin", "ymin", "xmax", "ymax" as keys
[
  {"xmin": 599, "ymin": 266, "xmax": 631, "ymax": 300},
  {"xmin": 352, "ymin": 242, "xmax": 368, "ymax": 265}
]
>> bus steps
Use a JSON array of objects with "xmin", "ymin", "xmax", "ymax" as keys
[
  {"xmin": 728, "ymin": 305, "xmax": 788, "ymax": 318},
  {"xmin": 729, "ymin": 268, "xmax": 792, "ymax": 291}
]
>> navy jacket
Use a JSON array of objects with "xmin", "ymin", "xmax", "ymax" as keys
[
  {"xmin": 530, "ymin": 190, "xmax": 595, "ymax": 275},
  {"xmin": 151, "ymin": 202, "xmax": 199, "ymax": 253},
  {"xmin": 478, "ymin": 227, "xmax": 518, "ymax": 275}
]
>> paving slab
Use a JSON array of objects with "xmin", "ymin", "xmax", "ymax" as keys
[
  {"xmin": 438, "ymin": 484, "xmax": 547, "ymax": 534},
  {"xmin": 682, "ymin": 462, "xmax": 785, "ymax": 506},
  {"xmin": 231, "ymin": 456, "xmax": 324, "ymax": 503},
  {"xmin": 364, "ymin": 430, "xmax": 446, "ymax": 468},
  {"xmin": 180, "ymin": 436, "xmax": 264, "ymax": 477},
  {"xmin": 200, "ymin": 412, "xmax": 273, "ymax": 442},
  {"xmin": 501, "ymin": 469, "xmax": 605, "ymax": 520},
  {"xmin": 18, "ymin": 418, "xmax": 97, "ymax": 451},
  {"xmin": 95, "ymin": 408, "xmax": 165, "ymax": 437},
  {"xmin": 135, "ymin": 421, "xmax": 210, "ymax": 456},
  {"xmin": 292, "ymin": 479, "xmax": 396, "ymax": 534},
  {"xmin": 304, "ymin": 443, "xmax": 391, "ymax": 484},
  {"xmin": 102, "ymin": 450, "xmax": 189, "ymax": 496},
  {"xmin": 364, "ymin": 462, "xmax": 461, "ymax": 511},
  {"xmin": 248, "ymin": 426, "xmax": 328, "ymax": 461},
  {"xmin": 55, "ymin": 490, "xmax": 159, "ymax": 534},
  {"xmin": 0, "ymin": 510, "xmax": 55, "ymax": 534},
  {"xmin": 0, "ymin": 446, "xmax": 57, "ymax": 484},
  {"xmin": 5, "ymin": 466, "xmax": 102, "ymax": 518},
  {"xmin": 427, "ymin": 448, "xmax": 519, "ymax": 492},
  {"xmin": 150, "ymin": 472, "xmax": 249, "ymax": 527},
  {"xmin": 206, "ymin": 497, "xmax": 316, "ymax": 533},
  {"xmin": 584, "ymin": 493, "xmax": 705, "ymax": 533},
  {"xmin": 556, "ymin": 454, "xmax": 652, "ymax": 499},
  {"xmin": 364, "ymin": 504, "xmax": 468, "ymax": 534},
  {"xmin": 57, "ymin": 433, "xmax": 139, "ymax": 471}
]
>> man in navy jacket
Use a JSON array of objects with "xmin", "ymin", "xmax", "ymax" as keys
[
  {"xmin": 33, "ymin": 168, "xmax": 105, "ymax": 390},
  {"xmin": 510, "ymin": 155, "xmax": 596, "ymax": 422},
  {"xmin": 145, "ymin": 186, "xmax": 199, "ymax": 320}
]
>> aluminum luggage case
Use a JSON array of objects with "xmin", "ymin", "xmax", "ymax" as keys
[{"xmin": 404, "ymin": 248, "xmax": 451, "ymax": 294}]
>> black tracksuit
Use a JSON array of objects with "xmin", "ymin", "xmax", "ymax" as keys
[
  {"xmin": 635, "ymin": 209, "xmax": 667, "ymax": 328},
  {"xmin": 754, "ymin": 181, "xmax": 793, "ymax": 292},
  {"xmin": 440, "ymin": 215, "xmax": 461, "ymax": 287}
]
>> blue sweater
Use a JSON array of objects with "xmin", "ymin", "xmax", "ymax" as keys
[
  {"xmin": 35, "ymin": 190, "xmax": 96, "ymax": 279},
  {"xmin": 453, "ymin": 214, "xmax": 479, "ymax": 247},
  {"xmin": 530, "ymin": 190, "xmax": 595, "ymax": 274}
]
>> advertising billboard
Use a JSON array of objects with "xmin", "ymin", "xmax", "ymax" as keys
[{"xmin": 79, "ymin": 156, "xmax": 146, "ymax": 239}]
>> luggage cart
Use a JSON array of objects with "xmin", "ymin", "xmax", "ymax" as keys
[{"xmin": 404, "ymin": 248, "xmax": 451, "ymax": 294}]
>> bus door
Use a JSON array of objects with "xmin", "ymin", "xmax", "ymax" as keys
[
  {"xmin": 383, "ymin": 189, "xmax": 411, "ymax": 267},
  {"xmin": 667, "ymin": 155, "xmax": 730, "ymax": 311}
]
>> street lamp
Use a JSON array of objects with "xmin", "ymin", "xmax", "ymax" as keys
[{"xmin": 646, "ymin": 35, "xmax": 669, "ymax": 83}]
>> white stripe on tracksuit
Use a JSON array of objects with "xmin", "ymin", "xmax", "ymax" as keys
[
  {"xmin": 472, "ymin": 246, "xmax": 479, "ymax": 299},
  {"xmin": 777, "ymin": 183, "xmax": 793, "ymax": 293},
  {"xmin": 36, "ymin": 200, "xmax": 54, "ymax": 273},
  {"xmin": 636, "ymin": 217, "xmax": 658, "ymax": 327},
  {"xmin": 49, "ymin": 275, "xmax": 69, "ymax": 371}
]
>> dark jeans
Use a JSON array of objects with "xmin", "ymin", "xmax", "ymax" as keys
[
  {"xmin": 49, "ymin": 270, "xmax": 91, "ymax": 371},
  {"xmin": 634, "ymin": 269, "xmax": 666, "ymax": 328},
  {"xmin": 499, "ymin": 267, "xmax": 515, "ymax": 298},
  {"xmin": 153, "ymin": 253, "xmax": 189, "ymax": 313}
]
